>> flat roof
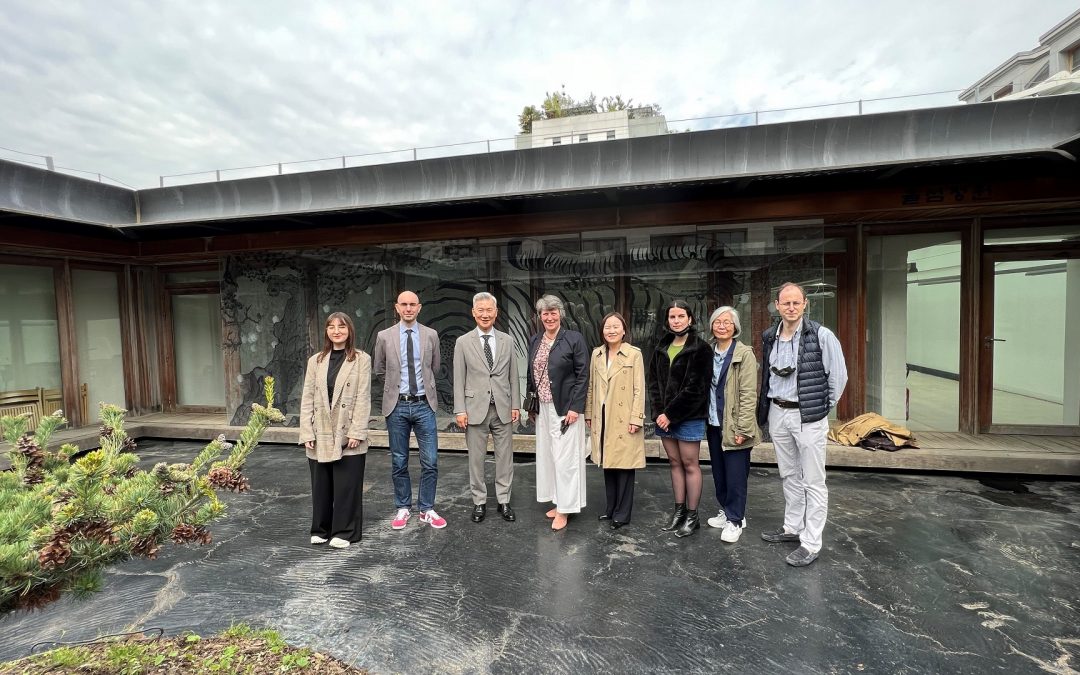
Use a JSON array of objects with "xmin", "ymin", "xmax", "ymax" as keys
[{"xmin": 2, "ymin": 95, "xmax": 1079, "ymax": 230}]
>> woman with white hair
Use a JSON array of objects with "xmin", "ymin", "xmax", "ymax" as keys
[
  {"xmin": 704, "ymin": 306, "xmax": 761, "ymax": 543},
  {"xmin": 526, "ymin": 294, "xmax": 590, "ymax": 531}
]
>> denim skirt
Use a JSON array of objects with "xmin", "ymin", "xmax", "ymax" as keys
[{"xmin": 654, "ymin": 417, "xmax": 706, "ymax": 442}]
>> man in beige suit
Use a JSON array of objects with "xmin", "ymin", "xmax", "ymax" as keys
[
  {"xmin": 453, "ymin": 292, "xmax": 520, "ymax": 523},
  {"xmin": 373, "ymin": 291, "xmax": 446, "ymax": 530}
]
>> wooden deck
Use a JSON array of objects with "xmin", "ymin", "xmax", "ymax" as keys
[{"xmin": 4, "ymin": 411, "xmax": 1078, "ymax": 476}]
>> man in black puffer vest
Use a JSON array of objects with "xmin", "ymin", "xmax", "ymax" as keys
[{"xmin": 756, "ymin": 282, "xmax": 848, "ymax": 567}]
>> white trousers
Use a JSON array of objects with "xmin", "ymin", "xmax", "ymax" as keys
[
  {"xmin": 769, "ymin": 405, "xmax": 829, "ymax": 553},
  {"xmin": 535, "ymin": 401, "xmax": 587, "ymax": 513}
]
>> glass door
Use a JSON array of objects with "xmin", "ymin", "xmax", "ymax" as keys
[{"xmin": 980, "ymin": 250, "xmax": 1080, "ymax": 433}]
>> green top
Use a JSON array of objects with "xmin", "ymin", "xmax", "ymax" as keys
[{"xmin": 667, "ymin": 343, "xmax": 683, "ymax": 363}]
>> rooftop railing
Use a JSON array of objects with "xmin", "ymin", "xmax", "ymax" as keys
[{"xmin": 2, "ymin": 89, "xmax": 965, "ymax": 190}]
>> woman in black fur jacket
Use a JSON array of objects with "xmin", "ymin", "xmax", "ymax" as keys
[{"xmin": 647, "ymin": 300, "xmax": 713, "ymax": 538}]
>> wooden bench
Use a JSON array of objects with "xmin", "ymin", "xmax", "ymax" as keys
[{"xmin": 0, "ymin": 385, "xmax": 89, "ymax": 429}]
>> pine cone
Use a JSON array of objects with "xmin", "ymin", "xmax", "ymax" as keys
[
  {"xmin": 208, "ymin": 466, "xmax": 250, "ymax": 492},
  {"xmin": 170, "ymin": 523, "xmax": 212, "ymax": 545},
  {"xmin": 72, "ymin": 520, "xmax": 119, "ymax": 546},
  {"xmin": 16, "ymin": 585, "xmax": 62, "ymax": 610},
  {"xmin": 38, "ymin": 534, "xmax": 72, "ymax": 569},
  {"xmin": 130, "ymin": 535, "xmax": 160, "ymax": 559},
  {"xmin": 121, "ymin": 437, "xmax": 138, "ymax": 454},
  {"xmin": 99, "ymin": 425, "xmax": 113, "ymax": 439},
  {"xmin": 16, "ymin": 434, "xmax": 44, "ymax": 468},
  {"xmin": 24, "ymin": 466, "xmax": 44, "ymax": 485}
]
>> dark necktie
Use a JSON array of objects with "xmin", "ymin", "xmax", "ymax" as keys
[
  {"xmin": 482, "ymin": 334, "xmax": 494, "ymax": 371},
  {"xmin": 406, "ymin": 329, "xmax": 418, "ymax": 396}
]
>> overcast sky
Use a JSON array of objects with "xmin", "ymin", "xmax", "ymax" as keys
[{"xmin": 1, "ymin": 1, "xmax": 1076, "ymax": 188}]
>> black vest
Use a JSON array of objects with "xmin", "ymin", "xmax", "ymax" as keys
[{"xmin": 757, "ymin": 317, "xmax": 831, "ymax": 424}]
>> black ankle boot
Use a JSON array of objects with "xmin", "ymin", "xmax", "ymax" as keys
[
  {"xmin": 661, "ymin": 503, "xmax": 687, "ymax": 531},
  {"xmin": 675, "ymin": 509, "xmax": 700, "ymax": 538}
]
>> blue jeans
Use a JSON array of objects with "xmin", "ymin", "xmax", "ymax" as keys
[{"xmin": 387, "ymin": 400, "xmax": 439, "ymax": 512}]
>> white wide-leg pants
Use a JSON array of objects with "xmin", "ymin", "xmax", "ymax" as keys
[{"xmin": 535, "ymin": 401, "xmax": 587, "ymax": 513}]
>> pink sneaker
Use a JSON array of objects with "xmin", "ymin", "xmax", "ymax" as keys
[
  {"xmin": 391, "ymin": 508, "xmax": 411, "ymax": 530},
  {"xmin": 419, "ymin": 509, "xmax": 447, "ymax": 529}
]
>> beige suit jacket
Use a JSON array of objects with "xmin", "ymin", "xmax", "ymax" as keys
[
  {"xmin": 298, "ymin": 349, "xmax": 371, "ymax": 462},
  {"xmin": 453, "ymin": 327, "xmax": 519, "ymax": 423},
  {"xmin": 372, "ymin": 322, "xmax": 440, "ymax": 415}
]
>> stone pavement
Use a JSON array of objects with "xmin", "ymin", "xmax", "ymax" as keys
[{"xmin": 1, "ymin": 440, "xmax": 1078, "ymax": 673}]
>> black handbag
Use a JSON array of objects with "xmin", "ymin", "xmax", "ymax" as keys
[{"xmin": 522, "ymin": 390, "xmax": 539, "ymax": 414}]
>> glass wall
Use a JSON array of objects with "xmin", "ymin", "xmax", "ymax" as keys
[
  {"xmin": 72, "ymin": 269, "xmax": 125, "ymax": 411},
  {"xmin": 991, "ymin": 258, "xmax": 1080, "ymax": 426},
  {"xmin": 222, "ymin": 222, "xmax": 824, "ymax": 434},
  {"xmin": 866, "ymin": 233, "xmax": 962, "ymax": 431},
  {"xmin": 173, "ymin": 293, "xmax": 224, "ymax": 407},
  {"xmin": 0, "ymin": 264, "xmax": 61, "ymax": 392}
]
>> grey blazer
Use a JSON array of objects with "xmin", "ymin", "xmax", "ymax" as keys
[
  {"xmin": 373, "ymin": 322, "xmax": 441, "ymax": 415},
  {"xmin": 452, "ymin": 328, "xmax": 520, "ymax": 423}
]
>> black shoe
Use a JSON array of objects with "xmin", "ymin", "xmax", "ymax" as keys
[
  {"xmin": 785, "ymin": 546, "xmax": 819, "ymax": 567},
  {"xmin": 674, "ymin": 509, "xmax": 700, "ymax": 538},
  {"xmin": 760, "ymin": 526, "xmax": 800, "ymax": 543},
  {"xmin": 471, "ymin": 504, "xmax": 486, "ymax": 523},
  {"xmin": 598, "ymin": 514, "xmax": 612, "ymax": 521},
  {"xmin": 610, "ymin": 520, "xmax": 627, "ymax": 529},
  {"xmin": 660, "ymin": 503, "xmax": 687, "ymax": 532},
  {"xmin": 497, "ymin": 503, "xmax": 516, "ymax": 522}
]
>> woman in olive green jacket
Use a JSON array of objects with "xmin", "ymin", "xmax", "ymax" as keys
[{"xmin": 703, "ymin": 306, "xmax": 761, "ymax": 544}]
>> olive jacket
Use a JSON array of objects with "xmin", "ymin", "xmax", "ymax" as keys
[{"xmin": 714, "ymin": 341, "xmax": 761, "ymax": 450}]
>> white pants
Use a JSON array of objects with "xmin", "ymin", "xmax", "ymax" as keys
[
  {"xmin": 535, "ymin": 401, "xmax": 587, "ymax": 513},
  {"xmin": 769, "ymin": 405, "xmax": 829, "ymax": 553}
]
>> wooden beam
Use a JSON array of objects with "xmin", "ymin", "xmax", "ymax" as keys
[
  {"xmin": 125, "ymin": 175, "xmax": 1080, "ymax": 261},
  {"xmin": 963, "ymin": 219, "xmax": 983, "ymax": 434},
  {"xmin": 53, "ymin": 262, "xmax": 82, "ymax": 428}
]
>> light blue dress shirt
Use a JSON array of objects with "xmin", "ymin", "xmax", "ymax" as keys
[
  {"xmin": 708, "ymin": 347, "xmax": 731, "ymax": 427},
  {"xmin": 398, "ymin": 323, "xmax": 426, "ymax": 395},
  {"xmin": 766, "ymin": 320, "xmax": 848, "ymax": 407}
]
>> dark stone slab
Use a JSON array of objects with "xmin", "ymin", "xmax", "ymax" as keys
[{"xmin": 2, "ymin": 440, "xmax": 1077, "ymax": 673}]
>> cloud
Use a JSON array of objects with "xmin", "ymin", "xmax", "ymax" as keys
[{"xmin": 0, "ymin": 0, "xmax": 1076, "ymax": 187}]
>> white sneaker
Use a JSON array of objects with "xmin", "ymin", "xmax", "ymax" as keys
[
  {"xmin": 310, "ymin": 535, "xmax": 328, "ymax": 545},
  {"xmin": 707, "ymin": 512, "xmax": 728, "ymax": 529},
  {"xmin": 720, "ymin": 521, "xmax": 743, "ymax": 543},
  {"xmin": 328, "ymin": 537, "xmax": 350, "ymax": 548}
]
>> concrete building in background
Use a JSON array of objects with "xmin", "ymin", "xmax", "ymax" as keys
[
  {"xmin": 515, "ymin": 108, "xmax": 668, "ymax": 149},
  {"xmin": 960, "ymin": 8, "xmax": 1080, "ymax": 102}
]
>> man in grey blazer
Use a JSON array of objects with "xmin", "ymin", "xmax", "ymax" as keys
[
  {"xmin": 453, "ymin": 292, "xmax": 520, "ymax": 523},
  {"xmin": 373, "ymin": 290, "xmax": 446, "ymax": 530}
]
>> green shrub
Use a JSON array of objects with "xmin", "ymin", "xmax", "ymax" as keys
[{"xmin": 0, "ymin": 378, "xmax": 284, "ymax": 610}]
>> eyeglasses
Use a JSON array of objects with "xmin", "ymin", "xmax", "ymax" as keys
[
  {"xmin": 770, "ymin": 366, "xmax": 795, "ymax": 377},
  {"xmin": 713, "ymin": 321, "xmax": 735, "ymax": 328}
]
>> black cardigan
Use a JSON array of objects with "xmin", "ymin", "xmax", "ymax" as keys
[
  {"xmin": 527, "ymin": 328, "xmax": 590, "ymax": 416},
  {"xmin": 647, "ymin": 331, "xmax": 712, "ymax": 425}
]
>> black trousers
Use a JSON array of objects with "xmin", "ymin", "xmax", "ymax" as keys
[
  {"xmin": 603, "ymin": 468, "xmax": 636, "ymax": 523},
  {"xmin": 309, "ymin": 453, "xmax": 366, "ymax": 542},
  {"xmin": 599, "ymin": 405, "xmax": 636, "ymax": 523}
]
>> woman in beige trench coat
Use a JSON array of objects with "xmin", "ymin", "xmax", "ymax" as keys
[
  {"xmin": 299, "ymin": 312, "xmax": 371, "ymax": 549},
  {"xmin": 585, "ymin": 312, "xmax": 646, "ymax": 528}
]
